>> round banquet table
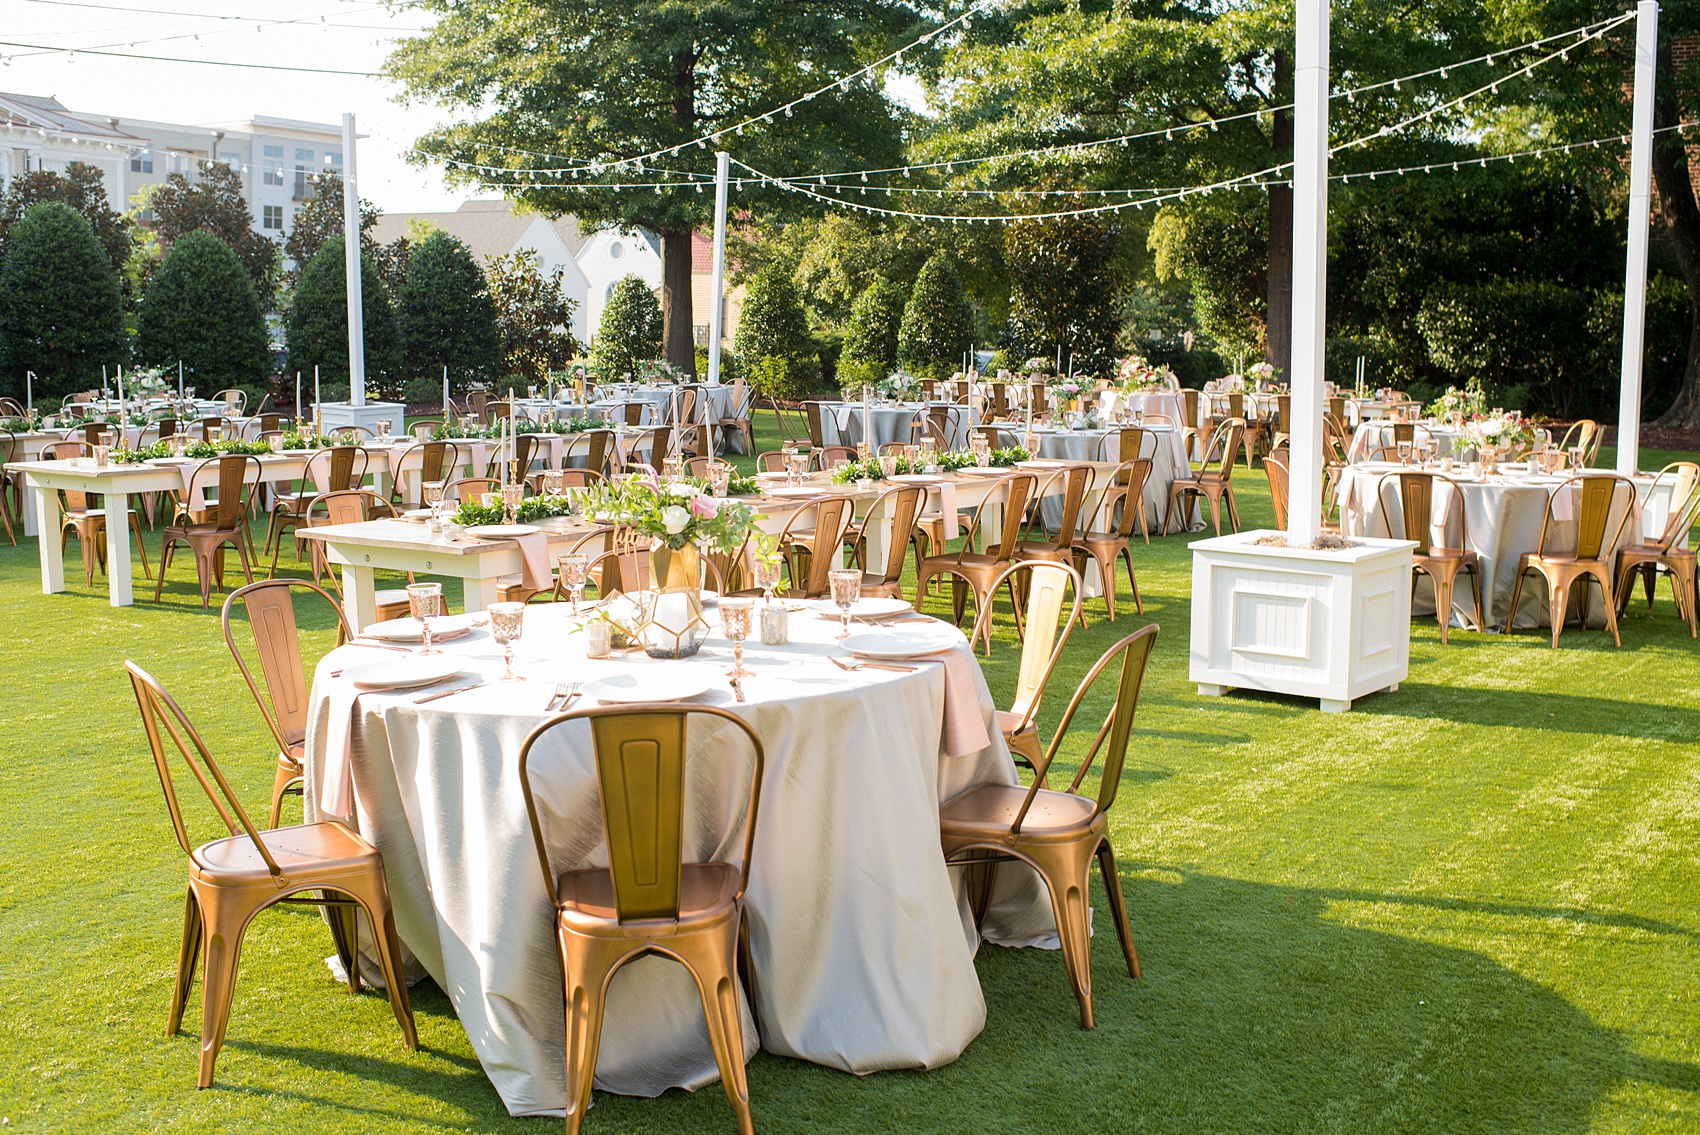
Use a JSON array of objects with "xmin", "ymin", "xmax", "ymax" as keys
[
  {"xmin": 1348, "ymin": 420, "xmax": 1465, "ymax": 463},
  {"xmin": 1093, "ymin": 390, "xmax": 1185, "ymax": 424},
  {"xmin": 818, "ymin": 402, "xmax": 976, "ymax": 450},
  {"xmin": 1336, "ymin": 462, "xmax": 1667, "ymax": 629},
  {"xmin": 305, "ymin": 602, "xmax": 1055, "ymax": 1117},
  {"xmin": 1014, "ymin": 423, "xmax": 1196, "ymax": 534}
]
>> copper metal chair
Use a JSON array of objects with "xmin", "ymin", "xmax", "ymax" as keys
[
  {"xmin": 916, "ymin": 472, "xmax": 1039, "ymax": 653},
  {"xmin": 770, "ymin": 397, "xmax": 811, "ymax": 449},
  {"xmin": 565, "ymin": 429, "xmax": 617, "ymax": 478},
  {"xmin": 0, "ymin": 429, "xmax": 18, "ymax": 544},
  {"xmin": 1558, "ymin": 419, "xmax": 1600, "ymax": 466},
  {"xmin": 1374, "ymin": 471, "xmax": 1484, "ymax": 643},
  {"xmin": 819, "ymin": 444, "xmax": 857, "ymax": 468},
  {"xmin": 125, "ymin": 661, "xmax": 416, "ymax": 1088},
  {"xmin": 626, "ymin": 426, "xmax": 673, "ymax": 470},
  {"xmin": 159, "ymin": 454, "xmax": 261, "ymax": 607},
  {"xmin": 299, "ymin": 489, "xmax": 403, "ymax": 600},
  {"xmin": 1073, "ymin": 458, "xmax": 1151, "ymax": 621},
  {"xmin": 776, "ymin": 495, "xmax": 857, "ymax": 598},
  {"xmin": 1165, "ymin": 420, "xmax": 1243, "ymax": 536},
  {"xmin": 939, "ymin": 625, "xmax": 1158, "ymax": 1028},
  {"xmin": 965, "ymin": 560, "xmax": 1082, "ymax": 775},
  {"xmin": 517, "ymin": 704, "xmax": 764, "ymax": 1135},
  {"xmin": 391, "ymin": 439, "xmax": 465, "ymax": 508},
  {"xmin": 1613, "ymin": 461, "xmax": 1700, "ymax": 637},
  {"xmin": 1094, "ymin": 429, "xmax": 1154, "ymax": 543},
  {"xmin": 849, "ymin": 483, "xmax": 924, "ymax": 600},
  {"xmin": 266, "ymin": 444, "xmax": 368, "ymax": 563},
  {"xmin": 1016, "ymin": 464, "xmax": 1093, "ymax": 573},
  {"xmin": 221, "ymin": 579, "xmax": 352, "ymax": 827},
  {"xmin": 447, "ymin": 476, "xmax": 505, "ymax": 504},
  {"xmin": 712, "ymin": 378, "xmax": 755, "ymax": 455},
  {"xmin": 755, "ymin": 450, "xmax": 789, "ymax": 473},
  {"xmin": 801, "ymin": 400, "xmax": 829, "ymax": 449},
  {"xmin": 1504, "ymin": 473, "xmax": 1637, "ymax": 647},
  {"xmin": 486, "ymin": 431, "xmax": 541, "ymax": 480}
]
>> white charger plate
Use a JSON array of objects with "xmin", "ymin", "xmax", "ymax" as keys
[
  {"xmin": 362, "ymin": 613, "xmax": 482, "ymax": 642},
  {"xmin": 805, "ymin": 597, "xmax": 912, "ymax": 621},
  {"xmin": 344, "ymin": 656, "xmax": 465, "ymax": 691},
  {"xmin": 841, "ymin": 627, "xmax": 963, "ymax": 659},
  {"xmin": 584, "ymin": 672, "xmax": 712, "ymax": 704},
  {"xmin": 467, "ymin": 524, "xmax": 539, "ymax": 538},
  {"xmin": 1015, "ymin": 459, "xmax": 1067, "ymax": 469}
]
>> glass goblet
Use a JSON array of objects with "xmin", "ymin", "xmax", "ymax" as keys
[
  {"xmin": 378, "ymin": 418, "xmax": 392, "ymax": 440},
  {"xmin": 541, "ymin": 470, "xmax": 563, "ymax": 496},
  {"xmin": 423, "ymin": 479, "xmax": 445, "ymax": 518},
  {"xmin": 708, "ymin": 463, "xmax": 731, "ymax": 497},
  {"xmin": 753, "ymin": 558, "xmax": 782, "ymax": 603},
  {"xmin": 828, "ymin": 568, "xmax": 861, "ymax": 640},
  {"xmin": 502, "ymin": 482, "xmax": 524, "ymax": 523},
  {"xmin": 407, "ymin": 582, "xmax": 445, "ymax": 655},
  {"xmin": 488, "ymin": 601, "xmax": 525, "ymax": 681},
  {"xmin": 559, "ymin": 553, "xmax": 589, "ymax": 615},
  {"xmin": 719, "ymin": 598, "xmax": 753, "ymax": 681}
]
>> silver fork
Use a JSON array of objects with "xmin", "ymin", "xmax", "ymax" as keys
[{"xmin": 548, "ymin": 681, "xmax": 570, "ymax": 711}]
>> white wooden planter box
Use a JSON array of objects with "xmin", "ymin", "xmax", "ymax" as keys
[
  {"xmin": 318, "ymin": 400, "xmax": 408, "ymax": 435},
  {"xmin": 1189, "ymin": 530, "xmax": 1416, "ymax": 713}
]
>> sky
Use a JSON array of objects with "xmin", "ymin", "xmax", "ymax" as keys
[
  {"xmin": 0, "ymin": 0, "xmax": 933, "ymax": 216},
  {"xmin": 0, "ymin": 0, "xmax": 467, "ymax": 213}
]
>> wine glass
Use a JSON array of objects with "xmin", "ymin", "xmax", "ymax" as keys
[
  {"xmin": 407, "ymin": 582, "xmax": 444, "ymax": 655},
  {"xmin": 828, "ymin": 568, "xmax": 861, "ymax": 640},
  {"xmin": 559, "ymin": 553, "xmax": 589, "ymax": 615},
  {"xmin": 423, "ymin": 480, "xmax": 445, "ymax": 524},
  {"xmin": 720, "ymin": 598, "xmax": 753, "ymax": 682},
  {"xmin": 541, "ymin": 470, "xmax": 563, "ymax": 496},
  {"xmin": 1396, "ymin": 441, "xmax": 1413, "ymax": 466},
  {"xmin": 753, "ymin": 557, "xmax": 782, "ymax": 604},
  {"xmin": 502, "ymin": 482, "xmax": 524, "ymax": 524},
  {"xmin": 786, "ymin": 451, "xmax": 809, "ymax": 485},
  {"xmin": 377, "ymin": 418, "xmax": 392, "ymax": 440},
  {"xmin": 489, "ymin": 602, "xmax": 525, "ymax": 681},
  {"xmin": 708, "ymin": 462, "xmax": 731, "ymax": 497},
  {"xmin": 1568, "ymin": 446, "xmax": 1584, "ymax": 471}
]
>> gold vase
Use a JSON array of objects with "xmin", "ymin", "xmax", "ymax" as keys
[{"xmin": 641, "ymin": 542, "xmax": 709, "ymax": 658}]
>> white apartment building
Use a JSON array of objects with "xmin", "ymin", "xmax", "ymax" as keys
[{"xmin": 0, "ymin": 91, "xmax": 344, "ymax": 238}]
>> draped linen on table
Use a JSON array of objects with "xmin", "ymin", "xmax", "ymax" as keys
[{"xmin": 304, "ymin": 605, "xmax": 1055, "ymax": 1117}]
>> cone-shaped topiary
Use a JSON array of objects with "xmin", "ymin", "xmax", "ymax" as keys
[
  {"xmin": 896, "ymin": 253, "xmax": 973, "ymax": 380},
  {"xmin": 137, "ymin": 230, "xmax": 270, "ymax": 385},
  {"xmin": 840, "ymin": 278, "xmax": 906, "ymax": 386},
  {"xmin": 284, "ymin": 235, "xmax": 404, "ymax": 388},
  {"xmin": 592, "ymin": 274, "xmax": 663, "ymax": 379},
  {"xmin": 733, "ymin": 266, "xmax": 819, "ymax": 401},
  {"xmin": 0, "ymin": 201, "xmax": 125, "ymax": 400},
  {"xmin": 399, "ymin": 231, "xmax": 501, "ymax": 384}
]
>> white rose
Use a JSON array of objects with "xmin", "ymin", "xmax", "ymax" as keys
[
  {"xmin": 666, "ymin": 482, "xmax": 698, "ymax": 499},
  {"xmin": 660, "ymin": 505, "xmax": 691, "ymax": 535}
]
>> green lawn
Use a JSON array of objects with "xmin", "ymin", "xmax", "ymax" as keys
[{"xmin": 1, "ymin": 418, "xmax": 1697, "ymax": 1133}]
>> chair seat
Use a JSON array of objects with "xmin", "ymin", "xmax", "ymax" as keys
[
  {"xmin": 1518, "ymin": 551, "xmax": 1605, "ymax": 568},
  {"xmin": 1416, "ymin": 546, "xmax": 1477, "ymax": 562},
  {"xmin": 940, "ymin": 783, "xmax": 1101, "ymax": 842},
  {"xmin": 555, "ymin": 862, "xmax": 741, "ymax": 936},
  {"xmin": 193, "ymin": 819, "xmax": 379, "ymax": 884},
  {"xmin": 1617, "ymin": 543, "xmax": 1691, "ymax": 560},
  {"xmin": 996, "ymin": 709, "xmax": 1037, "ymax": 746}
]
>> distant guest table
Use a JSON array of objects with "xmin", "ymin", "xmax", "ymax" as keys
[
  {"xmin": 817, "ymin": 402, "xmax": 977, "ymax": 450},
  {"xmin": 1336, "ymin": 462, "xmax": 1670, "ymax": 628},
  {"xmin": 304, "ymin": 603, "xmax": 1054, "ymax": 1116},
  {"xmin": 1347, "ymin": 421, "xmax": 1466, "ymax": 463}
]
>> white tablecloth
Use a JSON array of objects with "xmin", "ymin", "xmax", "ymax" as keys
[
  {"xmin": 304, "ymin": 603, "xmax": 1054, "ymax": 1116},
  {"xmin": 1348, "ymin": 421, "xmax": 1464, "ymax": 463},
  {"xmin": 819, "ymin": 403, "xmax": 976, "ymax": 450},
  {"xmin": 1026, "ymin": 425, "xmax": 1195, "ymax": 534},
  {"xmin": 1337, "ymin": 464, "xmax": 1655, "ymax": 628}
]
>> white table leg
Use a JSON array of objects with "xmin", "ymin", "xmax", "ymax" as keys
[
  {"xmin": 22, "ymin": 479, "xmax": 40, "ymax": 537},
  {"xmin": 33, "ymin": 480, "xmax": 63, "ymax": 594},
  {"xmin": 465, "ymin": 574, "xmax": 501, "ymax": 613},
  {"xmin": 104, "ymin": 489, "xmax": 134, "ymax": 606},
  {"xmin": 343, "ymin": 564, "xmax": 378, "ymax": 630}
]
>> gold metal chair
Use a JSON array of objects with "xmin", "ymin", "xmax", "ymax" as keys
[
  {"xmin": 486, "ymin": 431, "xmax": 541, "ymax": 480},
  {"xmin": 801, "ymin": 400, "xmax": 829, "ymax": 449},
  {"xmin": 390, "ymin": 440, "xmax": 464, "ymax": 508},
  {"xmin": 776, "ymin": 495, "xmax": 857, "ymax": 598},
  {"xmin": 265, "ymin": 444, "xmax": 368, "ymax": 564},
  {"xmin": 40, "ymin": 438, "xmax": 153, "ymax": 585},
  {"xmin": 1374, "ymin": 471, "xmax": 1484, "ymax": 643},
  {"xmin": 1016, "ymin": 464, "xmax": 1093, "ymax": 578},
  {"xmin": 1613, "ymin": 461, "xmax": 1700, "ymax": 637},
  {"xmin": 712, "ymin": 377, "xmax": 755, "ymax": 456},
  {"xmin": 300, "ymin": 490, "xmax": 410, "ymax": 620},
  {"xmin": 517, "ymin": 704, "xmax": 764, "ymax": 1135},
  {"xmin": 849, "ymin": 483, "xmax": 924, "ymax": 600},
  {"xmin": 158, "ymin": 454, "xmax": 261, "ymax": 607},
  {"xmin": 1073, "ymin": 458, "xmax": 1151, "ymax": 621},
  {"xmin": 1558, "ymin": 419, "xmax": 1600, "ymax": 466},
  {"xmin": 1504, "ymin": 473, "xmax": 1637, "ymax": 647},
  {"xmin": 447, "ymin": 476, "xmax": 504, "ymax": 504},
  {"xmin": 564, "ymin": 429, "xmax": 617, "ymax": 478},
  {"xmin": 221, "ymin": 579, "xmax": 351, "ymax": 827},
  {"xmin": 916, "ymin": 472, "xmax": 1039, "ymax": 654},
  {"xmin": 1094, "ymin": 429, "xmax": 1154, "ymax": 543},
  {"xmin": 1165, "ymin": 420, "xmax": 1243, "ymax": 535},
  {"xmin": 125, "ymin": 661, "xmax": 416, "ymax": 1088},
  {"xmin": 965, "ymin": 559, "xmax": 1082, "ymax": 775},
  {"xmin": 939, "ymin": 625, "xmax": 1158, "ymax": 1029}
]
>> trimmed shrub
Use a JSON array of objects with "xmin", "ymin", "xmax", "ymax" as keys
[
  {"xmin": 137, "ymin": 230, "xmax": 270, "ymax": 386},
  {"xmin": 734, "ymin": 267, "xmax": 820, "ymax": 400},
  {"xmin": 0, "ymin": 201, "xmax": 125, "ymax": 400},
  {"xmin": 897, "ymin": 254, "xmax": 974, "ymax": 379},
  {"xmin": 591, "ymin": 274, "xmax": 663, "ymax": 379}
]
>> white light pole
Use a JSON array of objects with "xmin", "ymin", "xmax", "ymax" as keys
[
  {"xmin": 1285, "ymin": 0, "xmax": 1330, "ymax": 545},
  {"xmin": 1616, "ymin": 0, "xmax": 1659, "ymax": 477},
  {"xmin": 706, "ymin": 151, "xmax": 730, "ymax": 386},
  {"xmin": 341, "ymin": 112, "xmax": 366, "ymax": 408}
]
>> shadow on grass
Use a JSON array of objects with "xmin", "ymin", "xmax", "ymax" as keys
[{"xmin": 1374, "ymin": 685, "xmax": 1700, "ymax": 741}]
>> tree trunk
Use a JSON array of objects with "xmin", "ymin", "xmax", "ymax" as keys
[
  {"xmin": 1652, "ymin": 42, "xmax": 1700, "ymax": 429},
  {"xmin": 1265, "ymin": 49, "xmax": 1295, "ymax": 378},
  {"xmin": 660, "ymin": 228, "xmax": 696, "ymax": 372}
]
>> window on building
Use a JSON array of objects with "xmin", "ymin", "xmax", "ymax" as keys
[
  {"xmin": 263, "ymin": 160, "xmax": 283, "ymax": 186},
  {"xmin": 168, "ymin": 152, "xmax": 186, "ymax": 175},
  {"xmin": 293, "ymin": 165, "xmax": 312, "ymax": 200},
  {"xmin": 262, "ymin": 205, "xmax": 284, "ymax": 230},
  {"xmin": 218, "ymin": 151, "xmax": 241, "ymax": 168},
  {"xmin": 323, "ymin": 151, "xmax": 342, "ymax": 178},
  {"xmin": 130, "ymin": 147, "xmax": 153, "ymax": 174},
  {"xmin": 263, "ymin": 144, "xmax": 283, "ymax": 158},
  {"xmin": 295, "ymin": 148, "xmax": 314, "ymax": 162}
]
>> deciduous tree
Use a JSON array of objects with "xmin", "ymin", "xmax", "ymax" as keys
[{"xmin": 147, "ymin": 162, "xmax": 280, "ymax": 306}]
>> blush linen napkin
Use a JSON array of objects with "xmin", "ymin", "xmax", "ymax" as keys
[
  {"xmin": 912, "ymin": 642, "xmax": 992, "ymax": 758},
  {"xmin": 512, "ymin": 531, "xmax": 553, "ymax": 591}
]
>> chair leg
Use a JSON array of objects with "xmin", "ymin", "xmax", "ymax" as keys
[
  {"xmin": 345, "ymin": 878, "xmax": 418, "ymax": 1049},
  {"xmin": 130, "ymin": 512, "xmax": 153, "ymax": 581},
  {"xmin": 1030, "ymin": 841, "xmax": 1098, "ymax": 1029},
  {"xmin": 1504, "ymin": 569, "xmax": 1528, "ymax": 634},
  {"xmin": 194, "ymin": 888, "xmax": 254, "ymax": 1088},
  {"xmin": 1121, "ymin": 548, "xmax": 1143, "ymax": 614},
  {"xmin": 167, "ymin": 888, "xmax": 202, "ymax": 1036},
  {"xmin": 1094, "ymin": 839, "xmax": 1141, "ymax": 980},
  {"xmin": 560, "ymin": 936, "xmax": 622, "ymax": 1135},
  {"xmin": 155, "ymin": 537, "xmax": 178, "ymax": 602},
  {"xmin": 1224, "ymin": 485, "xmax": 1240, "ymax": 532},
  {"xmin": 1547, "ymin": 569, "xmax": 1568, "ymax": 648},
  {"xmin": 269, "ymin": 764, "xmax": 303, "ymax": 829},
  {"xmin": 1206, "ymin": 488, "xmax": 1222, "ymax": 537},
  {"xmin": 681, "ymin": 923, "xmax": 756, "ymax": 1135},
  {"xmin": 1593, "ymin": 567, "xmax": 1621, "ymax": 647},
  {"xmin": 324, "ymin": 897, "xmax": 364, "ymax": 994},
  {"xmin": 1467, "ymin": 565, "xmax": 1485, "ymax": 634}
]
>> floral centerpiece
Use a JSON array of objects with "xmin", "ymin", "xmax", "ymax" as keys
[
  {"xmin": 1216, "ymin": 372, "xmax": 1247, "ymax": 393},
  {"xmin": 880, "ymin": 369, "xmax": 921, "ymax": 401},
  {"xmin": 639, "ymin": 359, "xmax": 688, "ymax": 385},
  {"xmin": 1246, "ymin": 361, "xmax": 1278, "ymax": 389},
  {"xmin": 126, "ymin": 366, "xmax": 169, "ymax": 400},
  {"xmin": 1116, "ymin": 354, "xmax": 1176, "ymax": 393},
  {"xmin": 1426, "ymin": 378, "xmax": 1487, "ymax": 422},
  {"xmin": 1464, "ymin": 414, "xmax": 1533, "ymax": 457},
  {"xmin": 575, "ymin": 475, "xmax": 761, "ymax": 658},
  {"xmin": 1047, "ymin": 376, "xmax": 1085, "ymax": 405},
  {"xmin": 1023, "ymin": 357, "xmax": 1056, "ymax": 376},
  {"xmin": 278, "ymin": 429, "xmax": 359, "ymax": 450}
]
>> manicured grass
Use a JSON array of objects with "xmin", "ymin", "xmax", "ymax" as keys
[{"xmin": 0, "ymin": 420, "xmax": 1697, "ymax": 1133}]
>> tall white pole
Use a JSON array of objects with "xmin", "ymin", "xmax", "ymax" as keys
[
  {"xmin": 706, "ymin": 151, "xmax": 731, "ymax": 386},
  {"xmin": 1286, "ymin": 0, "xmax": 1330, "ymax": 544},
  {"xmin": 1617, "ymin": 0, "xmax": 1659, "ymax": 478},
  {"xmin": 341, "ymin": 112, "xmax": 367, "ymax": 409}
]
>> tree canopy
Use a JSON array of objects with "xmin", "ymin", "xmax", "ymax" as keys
[
  {"xmin": 136, "ymin": 230, "xmax": 271, "ymax": 386},
  {"xmin": 146, "ymin": 162, "xmax": 280, "ymax": 307},
  {"xmin": 398, "ymin": 231, "xmax": 502, "ymax": 384},
  {"xmin": 0, "ymin": 201, "xmax": 126, "ymax": 400}
]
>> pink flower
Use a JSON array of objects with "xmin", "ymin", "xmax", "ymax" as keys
[{"xmin": 689, "ymin": 494, "xmax": 720, "ymax": 519}]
